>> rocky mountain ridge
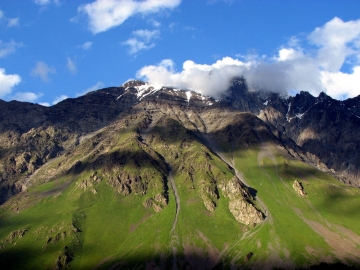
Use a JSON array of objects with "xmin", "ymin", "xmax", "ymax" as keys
[{"xmin": 0, "ymin": 78, "xmax": 359, "ymax": 205}]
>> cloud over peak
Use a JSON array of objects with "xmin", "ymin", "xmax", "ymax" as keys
[
  {"xmin": 78, "ymin": 0, "xmax": 182, "ymax": 34},
  {"xmin": 137, "ymin": 17, "xmax": 360, "ymax": 100}
]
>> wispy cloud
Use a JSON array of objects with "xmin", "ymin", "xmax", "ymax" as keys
[
  {"xmin": 0, "ymin": 68, "xmax": 21, "ymax": 98},
  {"xmin": 33, "ymin": 0, "xmax": 60, "ymax": 5},
  {"xmin": 78, "ymin": 0, "xmax": 181, "ymax": 34},
  {"xmin": 0, "ymin": 8, "xmax": 20, "ymax": 27},
  {"xmin": 76, "ymin": 81, "xmax": 104, "ymax": 97},
  {"xmin": 137, "ymin": 17, "xmax": 360, "ymax": 100},
  {"xmin": 7, "ymin": 17, "xmax": 19, "ymax": 27},
  {"xmin": 81, "ymin": 41, "xmax": 93, "ymax": 50},
  {"xmin": 148, "ymin": 18, "xmax": 161, "ymax": 27},
  {"xmin": 9, "ymin": 92, "xmax": 43, "ymax": 102},
  {"xmin": 31, "ymin": 61, "xmax": 56, "ymax": 82},
  {"xmin": 122, "ymin": 29, "xmax": 160, "ymax": 55},
  {"xmin": 207, "ymin": 0, "xmax": 234, "ymax": 4},
  {"xmin": 52, "ymin": 94, "xmax": 68, "ymax": 105},
  {"xmin": 0, "ymin": 40, "xmax": 23, "ymax": 58},
  {"xmin": 66, "ymin": 57, "xmax": 77, "ymax": 74}
]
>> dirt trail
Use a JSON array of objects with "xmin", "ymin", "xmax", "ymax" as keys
[
  {"xmin": 169, "ymin": 169, "xmax": 180, "ymax": 234},
  {"xmin": 168, "ymin": 168, "xmax": 180, "ymax": 270}
]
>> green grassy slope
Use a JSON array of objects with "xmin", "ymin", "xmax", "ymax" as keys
[{"xmin": 0, "ymin": 112, "xmax": 360, "ymax": 269}]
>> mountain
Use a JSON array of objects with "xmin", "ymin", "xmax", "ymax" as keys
[{"xmin": 0, "ymin": 79, "xmax": 359, "ymax": 269}]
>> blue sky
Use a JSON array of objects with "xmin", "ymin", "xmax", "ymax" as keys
[{"xmin": 0, "ymin": 0, "xmax": 360, "ymax": 105}]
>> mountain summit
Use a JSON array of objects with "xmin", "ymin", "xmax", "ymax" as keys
[{"xmin": 0, "ymin": 79, "xmax": 359, "ymax": 269}]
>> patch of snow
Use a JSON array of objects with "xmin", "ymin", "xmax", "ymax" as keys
[
  {"xmin": 185, "ymin": 91, "xmax": 192, "ymax": 103},
  {"xmin": 208, "ymin": 102, "xmax": 213, "ymax": 106},
  {"xmin": 263, "ymin": 101, "xmax": 268, "ymax": 106},
  {"xmin": 134, "ymin": 83, "xmax": 161, "ymax": 100},
  {"xmin": 286, "ymin": 102, "xmax": 291, "ymax": 122},
  {"xmin": 295, "ymin": 113, "xmax": 304, "ymax": 119}
]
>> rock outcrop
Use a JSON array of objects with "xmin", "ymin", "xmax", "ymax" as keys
[
  {"xmin": 229, "ymin": 199, "xmax": 264, "ymax": 225},
  {"xmin": 292, "ymin": 180, "xmax": 306, "ymax": 197},
  {"xmin": 219, "ymin": 177, "xmax": 265, "ymax": 225}
]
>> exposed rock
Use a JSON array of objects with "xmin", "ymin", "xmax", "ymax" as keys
[
  {"xmin": 143, "ymin": 193, "xmax": 168, "ymax": 212},
  {"xmin": 219, "ymin": 177, "xmax": 264, "ymax": 225},
  {"xmin": 53, "ymin": 246, "xmax": 74, "ymax": 270},
  {"xmin": 293, "ymin": 180, "xmax": 306, "ymax": 197},
  {"xmin": 229, "ymin": 199, "xmax": 264, "ymax": 225},
  {"xmin": 203, "ymin": 199, "xmax": 216, "ymax": 212},
  {"xmin": 143, "ymin": 198, "xmax": 153, "ymax": 209},
  {"xmin": 219, "ymin": 177, "xmax": 251, "ymax": 200},
  {"xmin": 245, "ymin": 252, "xmax": 253, "ymax": 262},
  {"xmin": 154, "ymin": 193, "xmax": 168, "ymax": 205},
  {"xmin": 76, "ymin": 172, "xmax": 102, "ymax": 194}
]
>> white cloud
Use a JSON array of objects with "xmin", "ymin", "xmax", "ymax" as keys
[
  {"xmin": 81, "ymin": 41, "xmax": 93, "ymax": 50},
  {"xmin": 122, "ymin": 29, "xmax": 160, "ymax": 54},
  {"xmin": 321, "ymin": 66, "xmax": 360, "ymax": 100},
  {"xmin": 78, "ymin": 0, "xmax": 182, "ymax": 34},
  {"xmin": 0, "ymin": 40, "xmax": 23, "ymax": 58},
  {"xmin": 52, "ymin": 95, "xmax": 68, "ymax": 105},
  {"xmin": 309, "ymin": 17, "xmax": 360, "ymax": 72},
  {"xmin": 137, "ymin": 17, "xmax": 360, "ymax": 100},
  {"xmin": 9, "ymin": 92, "xmax": 43, "ymax": 102},
  {"xmin": 31, "ymin": 61, "xmax": 56, "ymax": 82},
  {"xmin": 277, "ymin": 48, "xmax": 304, "ymax": 61},
  {"xmin": 76, "ymin": 81, "xmax": 104, "ymax": 97},
  {"xmin": 67, "ymin": 57, "xmax": 77, "ymax": 74},
  {"xmin": 137, "ymin": 57, "xmax": 249, "ymax": 98},
  {"xmin": 0, "ymin": 68, "xmax": 21, "ymax": 98}
]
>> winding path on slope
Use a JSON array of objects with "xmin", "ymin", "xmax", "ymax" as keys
[
  {"xmin": 168, "ymin": 168, "xmax": 180, "ymax": 234},
  {"xmin": 168, "ymin": 167, "xmax": 181, "ymax": 270}
]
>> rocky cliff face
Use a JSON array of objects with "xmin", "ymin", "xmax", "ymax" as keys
[
  {"xmin": 258, "ymin": 90, "xmax": 360, "ymax": 187},
  {"xmin": 224, "ymin": 78, "xmax": 360, "ymax": 187}
]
